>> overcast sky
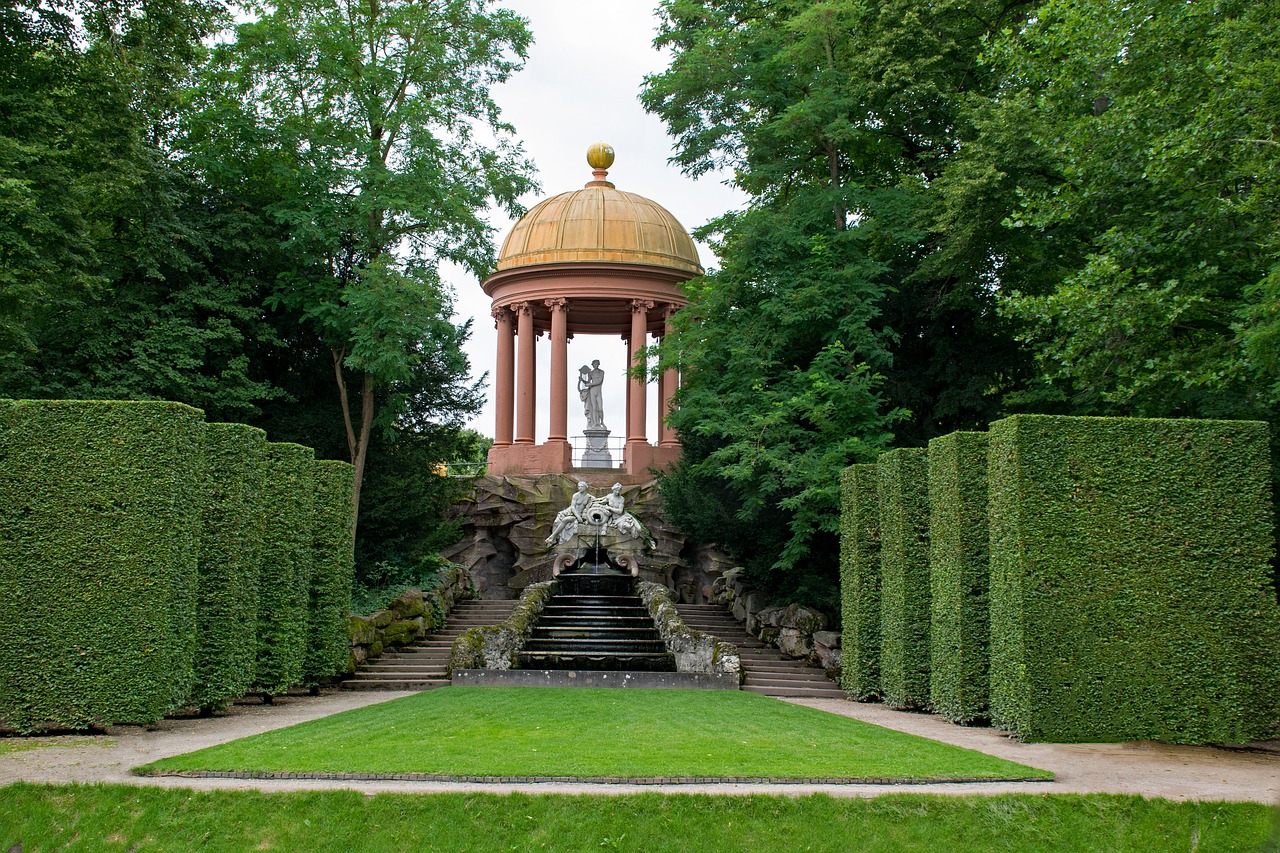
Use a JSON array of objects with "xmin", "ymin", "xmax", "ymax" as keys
[{"xmin": 443, "ymin": 0, "xmax": 746, "ymax": 447}]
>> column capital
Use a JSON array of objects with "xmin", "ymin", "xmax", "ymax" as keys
[
  {"xmin": 544, "ymin": 297, "xmax": 569, "ymax": 312},
  {"xmin": 491, "ymin": 304, "xmax": 512, "ymax": 324},
  {"xmin": 630, "ymin": 299, "xmax": 656, "ymax": 314},
  {"xmin": 662, "ymin": 302, "xmax": 681, "ymax": 319},
  {"xmin": 511, "ymin": 300, "xmax": 535, "ymax": 317}
]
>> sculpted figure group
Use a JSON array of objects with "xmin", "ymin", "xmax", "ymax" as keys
[{"xmin": 545, "ymin": 481, "xmax": 649, "ymax": 545}]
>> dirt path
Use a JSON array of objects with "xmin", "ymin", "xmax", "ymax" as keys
[{"xmin": 1, "ymin": 690, "xmax": 1275, "ymax": 803}]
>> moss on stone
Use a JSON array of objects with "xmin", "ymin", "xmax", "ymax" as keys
[{"xmin": 382, "ymin": 620, "xmax": 420, "ymax": 647}]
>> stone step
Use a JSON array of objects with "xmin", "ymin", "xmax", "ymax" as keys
[
  {"xmin": 747, "ymin": 663, "xmax": 830, "ymax": 676},
  {"xmin": 523, "ymin": 639, "xmax": 669, "ymax": 653},
  {"xmin": 532, "ymin": 627, "xmax": 663, "ymax": 641},
  {"xmin": 744, "ymin": 674, "xmax": 836, "ymax": 687},
  {"xmin": 744, "ymin": 684, "xmax": 846, "ymax": 699},
  {"xmin": 342, "ymin": 678, "xmax": 449, "ymax": 691}
]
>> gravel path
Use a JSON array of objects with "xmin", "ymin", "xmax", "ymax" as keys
[{"xmin": 1, "ymin": 689, "xmax": 1275, "ymax": 803}]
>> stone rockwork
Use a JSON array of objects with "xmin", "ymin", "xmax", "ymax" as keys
[
  {"xmin": 345, "ymin": 565, "xmax": 473, "ymax": 673},
  {"xmin": 448, "ymin": 580, "xmax": 558, "ymax": 671},
  {"xmin": 442, "ymin": 474, "xmax": 726, "ymax": 602},
  {"xmin": 637, "ymin": 582, "xmax": 742, "ymax": 679},
  {"xmin": 711, "ymin": 568, "xmax": 842, "ymax": 678}
]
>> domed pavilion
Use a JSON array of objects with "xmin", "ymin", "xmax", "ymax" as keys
[{"xmin": 483, "ymin": 144, "xmax": 702, "ymax": 477}]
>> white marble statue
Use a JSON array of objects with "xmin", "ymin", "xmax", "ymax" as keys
[
  {"xmin": 545, "ymin": 480, "xmax": 593, "ymax": 545},
  {"xmin": 545, "ymin": 482, "xmax": 654, "ymax": 548},
  {"xmin": 590, "ymin": 483, "xmax": 655, "ymax": 546},
  {"xmin": 578, "ymin": 359, "xmax": 606, "ymax": 429}
]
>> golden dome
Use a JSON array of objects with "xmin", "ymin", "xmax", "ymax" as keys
[{"xmin": 495, "ymin": 148, "xmax": 702, "ymax": 276}]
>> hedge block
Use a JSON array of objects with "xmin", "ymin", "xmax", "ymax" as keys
[
  {"xmin": 928, "ymin": 431, "xmax": 990, "ymax": 725},
  {"xmin": 839, "ymin": 464, "xmax": 882, "ymax": 700},
  {"xmin": 988, "ymin": 414, "xmax": 1280, "ymax": 743},
  {"xmin": 0, "ymin": 400, "xmax": 205, "ymax": 731},
  {"xmin": 304, "ymin": 459, "xmax": 355, "ymax": 686},
  {"xmin": 192, "ymin": 422, "xmax": 267, "ymax": 711},
  {"xmin": 878, "ymin": 447, "xmax": 932, "ymax": 710},
  {"xmin": 253, "ymin": 442, "xmax": 315, "ymax": 696}
]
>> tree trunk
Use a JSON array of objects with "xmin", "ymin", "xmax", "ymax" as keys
[{"xmin": 333, "ymin": 348, "xmax": 374, "ymax": 538}]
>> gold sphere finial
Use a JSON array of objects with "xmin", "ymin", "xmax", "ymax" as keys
[{"xmin": 587, "ymin": 142, "xmax": 615, "ymax": 170}]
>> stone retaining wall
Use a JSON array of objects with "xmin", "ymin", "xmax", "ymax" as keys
[
  {"xmin": 345, "ymin": 565, "xmax": 474, "ymax": 673},
  {"xmin": 638, "ymin": 581, "xmax": 741, "ymax": 679},
  {"xmin": 711, "ymin": 568, "xmax": 841, "ymax": 677}
]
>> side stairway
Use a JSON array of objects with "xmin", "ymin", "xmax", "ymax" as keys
[
  {"xmin": 342, "ymin": 598, "xmax": 516, "ymax": 691},
  {"xmin": 676, "ymin": 603, "xmax": 845, "ymax": 699}
]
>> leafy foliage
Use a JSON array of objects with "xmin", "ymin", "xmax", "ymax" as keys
[
  {"xmin": 644, "ymin": 0, "xmax": 1035, "ymax": 603},
  {"xmin": 978, "ymin": 0, "xmax": 1280, "ymax": 420}
]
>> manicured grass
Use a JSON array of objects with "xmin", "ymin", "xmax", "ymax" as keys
[
  {"xmin": 1, "ymin": 784, "xmax": 1271, "ymax": 852},
  {"xmin": 137, "ymin": 688, "xmax": 1049, "ymax": 781}
]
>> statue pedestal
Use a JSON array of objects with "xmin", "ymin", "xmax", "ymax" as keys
[{"xmin": 580, "ymin": 428, "xmax": 613, "ymax": 468}]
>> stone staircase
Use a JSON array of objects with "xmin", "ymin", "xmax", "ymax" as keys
[
  {"xmin": 518, "ymin": 573, "xmax": 675, "ymax": 672},
  {"xmin": 341, "ymin": 598, "xmax": 516, "ymax": 691},
  {"xmin": 675, "ymin": 603, "xmax": 845, "ymax": 699}
]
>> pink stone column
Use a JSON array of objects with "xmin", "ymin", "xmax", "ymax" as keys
[
  {"xmin": 627, "ymin": 300, "xmax": 654, "ymax": 446},
  {"xmin": 492, "ymin": 305, "xmax": 515, "ymax": 447},
  {"xmin": 658, "ymin": 303, "xmax": 680, "ymax": 448},
  {"xmin": 514, "ymin": 301, "xmax": 535, "ymax": 445},
  {"xmin": 546, "ymin": 298, "xmax": 569, "ymax": 442}
]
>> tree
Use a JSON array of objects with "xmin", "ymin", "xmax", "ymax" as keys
[
  {"xmin": 0, "ymin": 0, "xmax": 281, "ymax": 418},
  {"xmin": 976, "ymin": 0, "xmax": 1280, "ymax": 421},
  {"xmin": 200, "ymin": 0, "xmax": 535, "ymax": 524},
  {"xmin": 642, "ymin": 0, "xmax": 1040, "ymax": 603}
]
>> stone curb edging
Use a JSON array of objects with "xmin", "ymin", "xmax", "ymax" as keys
[{"xmin": 137, "ymin": 770, "xmax": 1054, "ymax": 786}]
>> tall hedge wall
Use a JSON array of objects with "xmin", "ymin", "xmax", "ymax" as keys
[
  {"xmin": 0, "ymin": 400, "xmax": 205, "ymax": 732},
  {"xmin": 877, "ymin": 447, "xmax": 932, "ymax": 710},
  {"xmin": 988, "ymin": 414, "xmax": 1280, "ymax": 743},
  {"xmin": 839, "ymin": 464, "xmax": 882, "ymax": 700},
  {"xmin": 305, "ymin": 459, "xmax": 356, "ymax": 686},
  {"xmin": 191, "ymin": 422, "xmax": 267, "ymax": 712},
  {"xmin": 927, "ymin": 431, "xmax": 990, "ymax": 725},
  {"xmin": 254, "ymin": 442, "xmax": 316, "ymax": 697}
]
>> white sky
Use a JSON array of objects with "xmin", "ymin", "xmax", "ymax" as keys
[{"xmin": 443, "ymin": 0, "xmax": 746, "ymax": 443}]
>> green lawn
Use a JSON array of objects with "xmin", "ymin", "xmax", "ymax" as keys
[
  {"xmin": 1, "ymin": 784, "xmax": 1271, "ymax": 852},
  {"xmin": 137, "ymin": 687, "xmax": 1049, "ymax": 782}
]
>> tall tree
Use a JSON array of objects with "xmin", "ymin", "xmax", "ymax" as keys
[
  {"xmin": 0, "ymin": 0, "xmax": 282, "ymax": 418},
  {"xmin": 973, "ymin": 0, "xmax": 1280, "ymax": 421},
  {"xmin": 643, "ymin": 0, "xmax": 1038, "ymax": 603},
  {"xmin": 198, "ymin": 0, "xmax": 535, "ymax": 522}
]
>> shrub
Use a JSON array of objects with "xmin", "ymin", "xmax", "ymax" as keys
[
  {"xmin": 253, "ymin": 442, "xmax": 315, "ymax": 696},
  {"xmin": 878, "ymin": 447, "xmax": 931, "ymax": 710},
  {"xmin": 0, "ymin": 400, "xmax": 204, "ymax": 731},
  {"xmin": 987, "ymin": 414, "xmax": 1280, "ymax": 743},
  {"xmin": 927, "ymin": 431, "xmax": 990, "ymax": 725},
  {"xmin": 839, "ymin": 464, "xmax": 882, "ymax": 700},
  {"xmin": 305, "ymin": 460, "xmax": 356, "ymax": 686},
  {"xmin": 191, "ymin": 423, "xmax": 267, "ymax": 712}
]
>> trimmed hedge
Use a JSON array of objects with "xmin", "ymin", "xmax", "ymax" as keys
[
  {"xmin": 253, "ymin": 442, "xmax": 316, "ymax": 697},
  {"xmin": 927, "ymin": 431, "xmax": 990, "ymax": 725},
  {"xmin": 839, "ymin": 464, "xmax": 882, "ymax": 700},
  {"xmin": 988, "ymin": 414, "xmax": 1280, "ymax": 743},
  {"xmin": 878, "ymin": 447, "xmax": 931, "ymax": 710},
  {"xmin": 0, "ymin": 400, "xmax": 205, "ymax": 732},
  {"xmin": 191, "ymin": 423, "xmax": 267, "ymax": 712},
  {"xmin": 305, "ymin": 460, "xmax": 356, "ymax": 686}
]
